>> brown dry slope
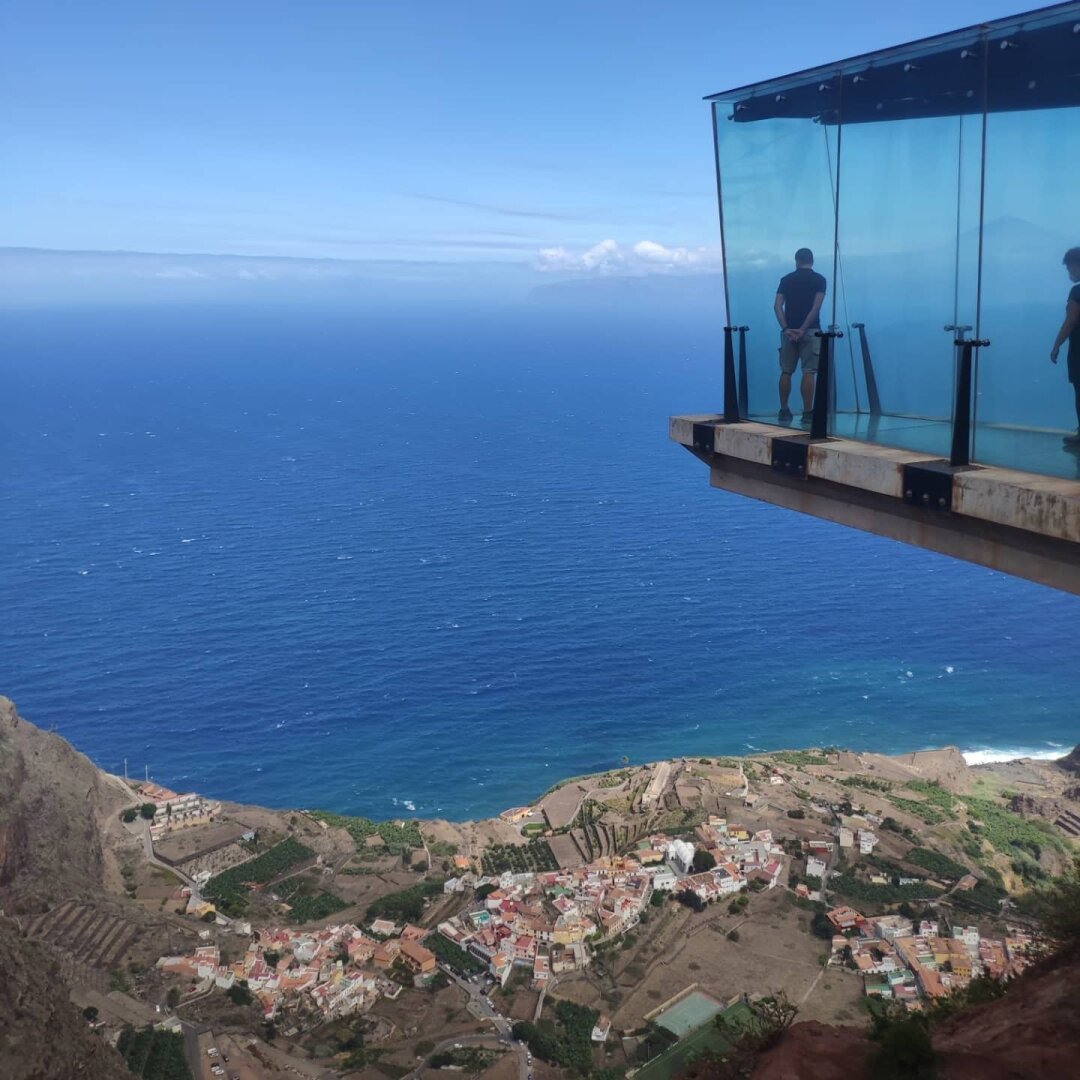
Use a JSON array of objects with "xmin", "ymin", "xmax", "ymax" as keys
[
  {"xmin": 752, "ymin": 945, "xmax": 1080, "ymax": 1080},
  {"xmin": 0, "ymin": 696, "xmax": 131, "ymax": 913},
  {"xmin": 0, "ymin": 914, "xmax": 130, "ymax": 1080}
]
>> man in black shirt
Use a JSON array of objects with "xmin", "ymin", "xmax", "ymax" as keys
[
  {"xmin": 774, "ymin": 248, "xmax": 827, "ymax": 423},
  {"xmin": 1050, "ymin": 246, "xmax": 1080, "ymax": 447}
]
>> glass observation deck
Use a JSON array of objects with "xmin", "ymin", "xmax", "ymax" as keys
[
  {"xmin": 707, "ymin": 0, "xmax": 1080, "ymax": 481},
  {"xmin": 674, "ymin": 3, "xmax": 1080, "ymax": 594}
]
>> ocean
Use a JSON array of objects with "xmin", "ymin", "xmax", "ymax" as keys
[{"xmin": 1, "ymin": 299, "xmax": 1077, "ymax": 821}]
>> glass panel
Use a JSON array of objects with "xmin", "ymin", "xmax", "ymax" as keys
[
  {"xmin": 712, "ymin": 87, "xmax": 839, "ymax": 428},
  {"xmin": 976, "ymin": 7, "xmax": 1080, "ymax": 480},
  {"xmin": 832, "ymin": 52, "xmax": 983, "ymax": 457}
]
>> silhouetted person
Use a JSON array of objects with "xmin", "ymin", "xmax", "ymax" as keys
[
  {"xmin": 1050, "ymin": 246, "xmax": 1080, "ymax": 447},
  {"xmin": 774, "ymin": 248, "xmax": 827, "ymax": 423}
]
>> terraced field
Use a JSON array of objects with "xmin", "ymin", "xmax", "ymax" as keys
[{"xmin": 21, "ymin": 900, "xmax": 141, "ymax": 969}]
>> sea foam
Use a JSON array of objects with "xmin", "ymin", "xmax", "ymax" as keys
[{"xmin": 962, "ymin": 748, "xmax": 1070, "ymax": 766}]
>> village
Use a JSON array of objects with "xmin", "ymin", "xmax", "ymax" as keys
[
  {"xmin": 145, "ymin": 776, "xmax": 1034, "ymax": 1042},
  {"xmin": 48, "ymin": 739, "xmax": 1066, "ymax": 1080}
]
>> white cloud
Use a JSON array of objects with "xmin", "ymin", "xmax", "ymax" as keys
[{"xmin": 537, "ymin": 239, "xmax": 721, "ymax": 275}]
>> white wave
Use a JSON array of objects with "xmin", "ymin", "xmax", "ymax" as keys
[
  {"xmin": 962, "ymin": 747, "xmax": 1071, "ymax": 766},
  {"xmin": 402, "ymin": 800, "xmax": 416, "ymax": 812}
]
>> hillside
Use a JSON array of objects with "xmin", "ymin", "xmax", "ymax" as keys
[
  {"xmin": 0, "ymin": 696, "xmax": 132, "ymax": 913},
  {"xmin": 752, "ymin": 945, "xmax": 1080, "ymax": 1079},
  {"xmin": 0, "ymin": 914, "xmax": 130, "ymax": 1080}
]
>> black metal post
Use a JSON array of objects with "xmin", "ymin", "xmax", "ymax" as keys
[
  {"xmin": 737, "ymin": 326, "xmax": 749, "ymax": 418},
  {"xmin": 950, "ymin": 338, "xmax": 989, "ymax": 467},
  {"xmin": 810, "ymin": 330, "xmax": 842, "ymax": 440},
  {"xmin": 723, "ymin": 325, "xmax": 739, "ymax": 422},
  {"xmin": 852, "ymin": 322, "xmax": 882, "ymax": 416}
]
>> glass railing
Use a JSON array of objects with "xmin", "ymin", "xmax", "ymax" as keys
[{"xmin": 708, "ymin": 0, "xmax": 1080, "ymax": 482}]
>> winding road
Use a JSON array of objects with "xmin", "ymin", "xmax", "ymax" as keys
[{"xmin": 401, "ymin": 967, "xmax": 530, "ymax": 1080}]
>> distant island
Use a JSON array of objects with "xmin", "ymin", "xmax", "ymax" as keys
[{"xmin": 1, "ymin": 694, "xmax": 1077, "ymax": 1080}]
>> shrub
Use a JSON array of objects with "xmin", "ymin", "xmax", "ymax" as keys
[
  {"xmin": 675, "ymin": 889, "xmax": 705, "ymax": 913},
  {"xmin": 227, "ymin": 981, "xmax": 253, "ymax": 1006},
  {"xmin": 139, "ymin": 803, "xmax": 157, "ymax": 820},
  {"xmin": 868, "ymin": 1016, "xmax": 937, "ymax": 1079},
  {"xmin": 693, "ymin": 849, "xmax": 717, "ymax": 873}
]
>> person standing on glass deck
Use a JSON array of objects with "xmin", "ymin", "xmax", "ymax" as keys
[{"xmin": 774, "ymin": 248, "xmax": 827, "ymax": 423}]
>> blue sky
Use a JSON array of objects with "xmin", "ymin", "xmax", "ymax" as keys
[{"xmin": 0, "ymin": 0, "xmax": 1029, "ymax": 274}]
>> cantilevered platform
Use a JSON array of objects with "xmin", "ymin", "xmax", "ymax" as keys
[{"xmin": 670, "ymin": 415, "xmax": 1080, "ymax": 595}]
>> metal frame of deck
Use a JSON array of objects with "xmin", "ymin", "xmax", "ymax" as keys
[{"xmin": 671, "ymin": 415, "xmax": 1080, "ymax": 595}]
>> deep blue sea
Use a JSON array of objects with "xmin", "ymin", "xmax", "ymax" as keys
[{"xmin": 2, "ymin": 300, "xmax": 1077, "ymax": 821}]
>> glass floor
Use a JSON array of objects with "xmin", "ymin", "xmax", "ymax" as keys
[{"xmin": 751, "ymin": 411, "xmax": 1080, "ymax": 482}]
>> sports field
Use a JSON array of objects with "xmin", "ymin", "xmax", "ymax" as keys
[
  {"xmin": 654, "ymin": 990, "xmax": 725, "ymax": 1037},
  {"xmin": 635, "ymin": 1022, "xmax": 730, "ymax": 1080},
  {"xmin": 635, "ymin": 1001, "xmax": 757, "ymax": 1080}
]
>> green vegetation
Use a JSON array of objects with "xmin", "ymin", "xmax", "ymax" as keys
[
  {"xmin": 139, "ymin": 803, "xmax": 157, "ymax": 820},
  {"xmin": 675, "ymin": 889, "xmax": 705, "ymax": 913},
  {"xmin": 1041, "ymin": 857, "xmax": 1080, "ymax": 944},
  {"xmin": 965, "ymin": 797, "xmax": 1065, "ymax": 860},
  {"xmin": 888, "ymin": 797, "xmax": 949, "ymax": 826},
  {"xmin": 366, "ymin": 879, "xmax": 444, "ymax": 923},
  {"xmin": 427, "ymin": 839, "xmax": 458, "ymax": 857},
  {"xmin": 949, "ymin": 879, "xmax": 1006, "ymax": 916},
  {"xmin": 481, "ymin": 838, "xmax": 558, "ymax": 875},
  {"xmin": 226, "ymin": 981, "xmax": 254, "ymax": 1005},
  {"xmin": 786, "ymin": 808, "xmax": 805, "ymax": 819},
  {"xmin": 311, "ymin": 810, "xmax": 422, "ymax": 855},
  {"xmin": 425, "ymin": 931, "xmax": 485, "ymax": 975},
  {"xmin": 429, "ymin": 1048, "xmax": 499, "ymax": 1073},
  {"xmin": 122, "ymin": 807, "xmax": 138, "ymax": 823},
  {"xmin": 882, "ymin": 816, "xmax": 917, "ymax": 841},
  {"xmin": 906, "ymin": 848, "xmax": 969, "ymax": 880},
  {"xmin": 522, "ymin": 822, "xmax": 546, "ymax": 837},
  {"xmin": 868, "ymin": 1014, "xmax": 937, "ymax": 1079},
  {"xmin": 204, "ymin": 837, "xmax": 314, "ymax": 916},
  {"xmin": 512, "ymin": 999, "xmax": 600, "ymax": 1074},
  {"xmin": 276, "ymin": 878, "xmax": 348, "ymax": 924},
  {"xmin": 117, "ymin": 1026, "xmax": 191, "ymax": 1080},
  {"xmin": 769, "ymin": 750, "xmax": 830, "ymax": 767},
  {"xmin": 841, "ymin": 775, "xmax": 894, "ymax": 794},
  {"xmin": 905, "ymin": 780, "xmax": 957, "ymax": 812},
  {"xmin": 830, "ymin": 872, "xmax": 944, "ymax": 906},
  {"xmin": 692, "ymin": 849, "xmax": 717, "ymax": 873}
]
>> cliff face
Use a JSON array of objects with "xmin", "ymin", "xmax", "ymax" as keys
[
  {"xmin": 1058, "ymin": 745, "xmax": 1080, "ymax": 775},
  {"xmin": 0, "ymin": 915, "xmax": 131, "ymax": 1080},
  {"xmin": 0, "ymin": 697, "xmax": 128, "ymax": 913}
]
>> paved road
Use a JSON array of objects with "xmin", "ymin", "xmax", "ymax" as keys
[{"xmin": 424, "ymin": 967, "xmax": 530, "ymax": 1080}]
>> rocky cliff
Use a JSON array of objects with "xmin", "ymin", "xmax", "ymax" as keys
[
  {"xmin": 0, "ymin": 696, "xmax": 129, "ymax": 914},
  {"xmin": 0, "ymin": 914, "xmax": 130, "ymax": 1080}
]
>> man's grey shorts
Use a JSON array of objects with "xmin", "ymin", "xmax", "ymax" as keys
[{"xmin": 779, "ymin": 332, "xmax": 820, "ymax": 374}]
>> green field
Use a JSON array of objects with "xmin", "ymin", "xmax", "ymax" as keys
[
  {"xmin": 204, "ymin": 837, "xmax": 314, "ymax": 916},
  {"xmin": 635, "ymin": 1003, "xmax": 755, "ymax": 1080},
  {"xmin": 654, "ymin": 990, "xmax": 725, "ymax": 1037}
]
